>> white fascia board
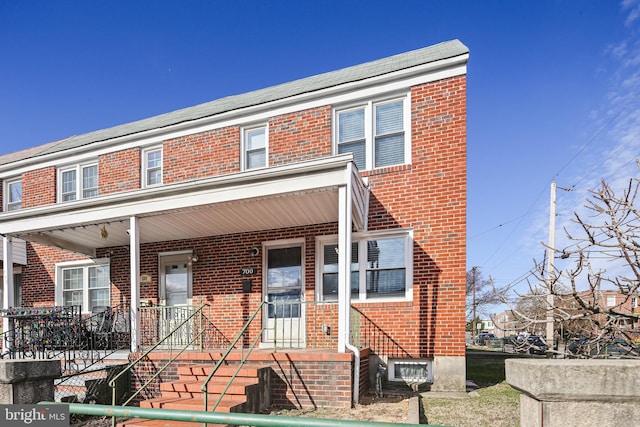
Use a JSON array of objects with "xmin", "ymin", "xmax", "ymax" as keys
[
  {"xmin": 0, "ymin": 156, "xmax": 353, "ymax": 235},
  {"xmin": 0, "ymin": 54, "xmax": 467, "ymax": 176}
]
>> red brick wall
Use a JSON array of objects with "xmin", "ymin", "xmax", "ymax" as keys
[
  {"xmin": 99, "ymin": 148, "xmax": 141, "ymax": 195},
  {"xmin": 163, "ymin": 128, "xmax": 240, "ymax": 183},
  {"xmin": 21, "ymin": 243, "xmax": 85, "ymax": 305},
  {"xmin": 22, "ymin": 166, "xmax": 56, "ymax": 208},
  {"xmin": 269, "ymin": 106, "xmax": 333, "ymax": 166},
  {"xmin": 357, "ymin": 76, "xmax": 467, "ymax": 358},
  {"xmin": 17, "ymin": 74, "xmax": 466, "ymax": 361},
  {"xmin": 127, "ymin": 350, "xmax": 360, "ymax": 410}
]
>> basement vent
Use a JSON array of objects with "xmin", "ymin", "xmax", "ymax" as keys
[{"xmin": 388, "ymin": 359, "xmax": 433, "ymax": 383}]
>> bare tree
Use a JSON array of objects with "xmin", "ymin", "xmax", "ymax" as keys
[
  {"xmin": 503, "ymin": 168, "xmax": 640, "ymax": 358},
  {"xmin": 467, "ymin": 267, "xmax": 502, "ymax": 337}
]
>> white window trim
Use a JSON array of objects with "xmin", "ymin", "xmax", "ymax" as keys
[
  {"xmin": 388, "ymin": 358, "xmax": 433, "ymax": 383},
  {"xmin": 315, "ymin": 229, "xmax": 413, "ymax": 303},
  {"xmin": 57, "ymin": 162, "xmax": 99, "ymax": 202},
  {"xmin": 241, "ymin": 124, "xmax": 268, "ymax": 171},
  {"xmin": 333, "ymin": 93, "xmax": 411, "ymax": 171},
  {"xmin": 4, "ymin": 177, "xmax": 22, "ymax": 211},
  {"xmin": 54, "ymin": 258, "xmax": 110, "ymax": 314},
  {"xmin": 142, "ymin": 146, "xmax": 163, "ymax": 188}
]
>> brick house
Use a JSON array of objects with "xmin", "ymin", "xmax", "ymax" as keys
[{"xmin": 0, "ymin": 39, "xmax": 468, "ymax": 408}]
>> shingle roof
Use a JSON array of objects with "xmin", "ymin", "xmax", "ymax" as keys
[{"xmin": 0, "ymin": 39, "xmax": 468, "ymax": 167}]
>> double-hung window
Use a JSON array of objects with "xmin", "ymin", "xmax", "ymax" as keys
[
  {"xmin": 59, "ymin": 163, "xmax": 98, "ymax": 202},
  {"xmin": 58, "ymin": 262, "xmax": 110, "ymax": 313},
  {"xmin": 318, "ymin": 230, "xmax": 412, "ymax": 301},
  {"xmin": 143, "ymin": 146, "xmax": 163, "ymax": 187},
  {"xmin": 242, "ymin": 126, "xmax": 267, "ymax": 170},
  {"xmin": 335, "ymin": 96, "xmax": 409, "ymax": 171},
  {"xmin": 5, "ymin": 178, "xmax": 22, "ymax": 211}
]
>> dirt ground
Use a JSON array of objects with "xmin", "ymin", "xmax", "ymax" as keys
[{"xmin": 70, "ymin": 391, "xmax": 413, "ymax": 426}]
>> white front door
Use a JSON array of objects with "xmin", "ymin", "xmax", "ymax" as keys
[
  {"xmin": 263, "ymin": 243, "xmax": 305, "ymax": 348},
  {"xmin": 159, "ymin": 253, "xmax": 193, "ymax": 347}
]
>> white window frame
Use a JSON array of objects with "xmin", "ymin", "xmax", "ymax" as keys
[
  {"xmin": 241, "ymin": 124, "xmax": 268, "ymax": 171},
  {"xmin": 142, "ymin": 146, "xmax": 163, "ymax": 187},
  {"xmin": 333, "ymin": 94, "xmax": 411, "ymax": 171},
  {"xmin": 606, "ymin": 294, "xmax": 617, "ymax": 307},
  {"xmin": 57, "ymin": 162, "xmax": 99, "ymax": 202},
  {"xmin": 387, "ymin": 359, "xmax": 433, "ymax": 383},
  {"xmin": 5, "ymin": 177, "xmax": 22, "ymax": 211},
  {"xmin": 316, "ymin": 229, "xmax": 413, "ymax": 302},
  {"xmin": 55, "ymin": 259, "xmax": 110, "ymax": 314}
]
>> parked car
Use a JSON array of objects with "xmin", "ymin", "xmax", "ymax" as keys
[
  {"xmin": 476, "ymin": 333, "xmax": 496, "ymax": 345},
  {"xmin": 512, "ymin": 334, "xmax": 548, "ymax": 355},
  {"xmin": 568, "ymin": 337, "xmax": 640, "ymax": 359}
]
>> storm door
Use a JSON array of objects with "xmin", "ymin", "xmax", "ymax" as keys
[
  {"xmin": 263, "ymin": 243, "xmax": 305, "ymax": 348},
  {"xmin": 159, "ymin": 253, "xmax": 193, "ymax": 348}
]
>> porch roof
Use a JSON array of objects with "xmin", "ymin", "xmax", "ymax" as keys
[{"xmin": 0, "ymin": 155, "xmax": 368, "ymax": 257}]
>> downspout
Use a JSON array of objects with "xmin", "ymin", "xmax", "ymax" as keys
[
  {"xmin": 343, "ymin": 162, "xmax": 360, "ymax": 405},
  {"xmin": 345, "ymin": 332, "xmax": 361, "ymax": 404}
]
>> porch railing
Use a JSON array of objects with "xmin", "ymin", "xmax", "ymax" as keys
[
  {"xmin": 0, "ymin": 304, "xmax": 131, "ymax": 373},
  {"xmin": 350, "ymin": 305, "xmax": 412, "ymax": 358}
]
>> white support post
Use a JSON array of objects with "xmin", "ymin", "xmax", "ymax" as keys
[
  {"xmin": 337, "ymin": 177, "xmax": 353, "ymax": 353},
  {"xmin": 129, "ymin": 216, "xmax": 141, "ymax": 352},
  {"xmin": 2, "ymin": 236, "xmax": 14, "ymax": 338}
]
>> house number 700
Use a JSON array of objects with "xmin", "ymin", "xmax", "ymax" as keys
[{"xmin": 240, "ymin": 267, "xmax": 255, "ymax": 276}]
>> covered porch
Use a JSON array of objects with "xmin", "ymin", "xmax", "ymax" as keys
[{"xmin": 1, "ymin": 155, "xmax": 369, "ymax": 356}]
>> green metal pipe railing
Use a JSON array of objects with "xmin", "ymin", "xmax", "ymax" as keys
[
  {"xmin": 201, "ymin": 300, "xmax": 265, "ymax": 412},
  {"xmin": 108, "ymin": 304, "xmax": 209, "ymax": 419},
  {"xmin": 53, "ymin": 402, "xmax": 442, "ymax": 427}
]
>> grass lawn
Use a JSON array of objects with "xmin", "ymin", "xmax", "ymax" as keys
[{"xmin": 423, "ymin": 350, "xmax": 521, "ymax": 427}]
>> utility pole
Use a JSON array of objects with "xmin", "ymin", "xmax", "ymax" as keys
[
  {"xmin": 546, "ymin": 179, "xmax": 556, "ymax": 355},
  {"xmin": 471, "ymin": 266, "xmax": 478, "ymax": 343}
]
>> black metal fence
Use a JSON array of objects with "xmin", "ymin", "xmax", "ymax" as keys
[{"xmin": 0, "ymin": 304, "xmax": 130, "ymax": 373}]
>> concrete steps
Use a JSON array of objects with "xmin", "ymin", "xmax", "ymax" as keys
[{"xmin": 117, "ymin": 363, "xmax": 271, "ymax": 427}]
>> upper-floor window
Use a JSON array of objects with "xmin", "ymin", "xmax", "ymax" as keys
[
  {"xmin": 242, "ymin": 126, "xmax": 267, "ymax": 170},
  {"xmin": 59, "ymin": 163, "xmax": 98, "ymax": 202},
  {"xmin": 5, "ymin": 178, "xmax": 22, "ymax": 211},
  {"xmin": 335, "ymin": 96, "xmax": 409, "ymax": 171},
  {"xmin": 317, "ymin": 230, "xmax": 413, "ymax": 302},
  {"xmin": 607, "ymin": 295, "xmax": 617, "ymax": 307},
  {"xmin": 143, "ymin": 146, "xmax": 163, "ymax": 187}
]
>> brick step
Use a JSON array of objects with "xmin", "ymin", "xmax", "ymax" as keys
[
  {"xmin": 140, "ymin": 396, "xmax": 245, "ymax": 412},
  {"xmin": 117, "ymin": 417, "xmax": 226, "ymax": 427},
  {"xmin": 177, "ymin": 364, "xmax": 266, "ymax": 378},
  {"xmin": 160, "ymin": 377, "xmax": 258, "ymax": 395}
]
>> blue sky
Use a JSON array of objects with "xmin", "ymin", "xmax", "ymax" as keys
[{"xmin": 1, "ymin": 1, "xmax": 639, "ymax": 313}]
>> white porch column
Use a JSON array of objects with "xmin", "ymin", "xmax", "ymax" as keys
[
  {"xmin": 129, "ymin": 216, "xmax": 141, "ymax": 352},
  {"xmin": 337, "ymin": 170, "xmax": 353, "ymax": 353},
  {"xmin": 2, "ymin": 236, "xmax": 15, "ymax": 338}
]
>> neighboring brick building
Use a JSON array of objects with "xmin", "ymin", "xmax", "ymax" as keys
[{"xmin": 0, "ymin": 40, "xmax": 469, "ymax": 403}]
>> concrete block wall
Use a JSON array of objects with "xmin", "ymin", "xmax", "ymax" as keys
[{"xmin": 506, "ymin": 359, "xmax": 640, "ymax": 427}]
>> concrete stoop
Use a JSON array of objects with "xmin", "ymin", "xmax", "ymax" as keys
[{"xmin": 118, "ymin": 364, "xmax": 271, "ymax": 427}]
